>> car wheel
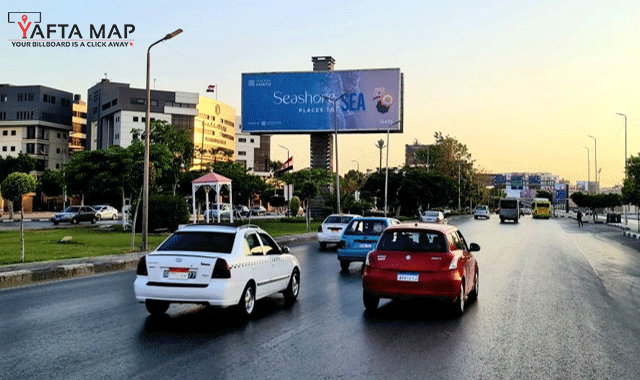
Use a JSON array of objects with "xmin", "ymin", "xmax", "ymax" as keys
[
  {"xmin": 340, "ymin": 261, "xmax": 350, "ymax": 271},
  {"xmin": 112, "ymin": 214, "xmax": 117, "ymax": 220},
  {"xmin": 319, "ymin": 242, "xmax": 327, "ymax": 251},
  {"xmin": 363, "ymin": 291, "xmax": 379, "ymax": 312},
  {"xmin": 451, "ymin": 282, "xmax": 465, "ymax": 318},
  {"xmin": 474, "ymin": 216, "xmax": 478, "ymax": 219},
  {"xmin": 53, "ymin": 221, "xmax": 59, "ymax": 225},
  {"xmin": 500, "ymin": 218, "xmax": 504, "ymax": 223},
  {"xmin": 96, "ymin": 214, "xmax": 102, "ymax": 221},
  {"xmin": 72, "ymin": 218, "xmax": 79, "ymax": 225},
  {"xmin": 145, "ymin": 300, "xmax": 169, "ymax": 315},
  {"xmin": 283, "ymin": 269, "xmax": 300, "ymax": 305},
  {"xmin": 91, "ymin": 217, "xmax": 97, "ymax": 224},
  {"xmin": 468, "ymin": 268, "xmax": 479, "ymax": 302},
  {"xmin": 239, "ymin": 283, "xmax": 256, "ymax": 318}
]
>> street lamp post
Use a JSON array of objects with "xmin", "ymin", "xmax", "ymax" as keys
[
  {"xmin": 588, "ymin": 135, "xmax": 598, "ymax": 190},
  {"xmin": 322, "ymin": 92, "xmax": 348, "ymax": 214},
  {"xmin": 583, "ymin": 146, "xmax": 590, "ymax": 193},
  {"xmin": 384, "ymin": 120, "xmax": 401, "ymax": 217},
  {"xmin": 616, "ymin": 113, "xmax": 628, "ymax": 224},
  {"xmin": 143, "ymin": 28, "xmax": 183, "ymax": 251},
  {"xmin": 458, "ymin": 162, "xmax": 461, "ymax": 212},
  {"xmin": 278, "ymin": 144, "xmax": 289, "ymax": 170}
]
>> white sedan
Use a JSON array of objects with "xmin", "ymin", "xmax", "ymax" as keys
[
  {"xmin": 134, "ymin": 224, "xmax": 300, "ymax": 318},
  {"xmin": 317, "ymin": 214, "xmax": 359, "ymax": 250},
  {"xmin": 420, "ymin": 210, "xmax": 448, "ymax": 224}
]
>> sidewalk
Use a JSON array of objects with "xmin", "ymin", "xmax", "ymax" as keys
[
  {"xmin": 0, "ymin": 211, "xmax": 55, "ymax": 223},
  {"xmin": 0, "ymin": 231, "xmax": 318, "ymax": 290},
  {"xmin": 557, "ymin": 210, "xmax": 640, "ymax": 236}
]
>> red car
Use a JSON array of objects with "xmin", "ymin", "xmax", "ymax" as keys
[{"xmin": 362, "ymin": 223, "xmax": 480, "ymax": 317}]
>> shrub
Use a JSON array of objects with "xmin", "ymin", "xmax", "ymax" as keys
[
  {"xmin": 289, "ymin": 196, "xmax": 300, "ymax": 216},
  {"xmin": 135, "ymin": 194, "xmax": 190, "ymax": 232}
]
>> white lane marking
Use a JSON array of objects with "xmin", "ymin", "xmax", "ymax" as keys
[
  {"xmin": 568, "ymin": 233, "xmax": 600, "ymax": 278},
  {"xmin": 259, "ymin": 323, "xmax": 313, "ymax": 349}
]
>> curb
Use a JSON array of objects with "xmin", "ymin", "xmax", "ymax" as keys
[{"xmin": 0, "ymin": 233, "xmax": 318, "ymax": 290}]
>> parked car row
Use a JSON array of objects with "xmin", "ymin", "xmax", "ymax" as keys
[{"xmin": 51, "ymin": 205, "xmax": 119, "ymax": 225}]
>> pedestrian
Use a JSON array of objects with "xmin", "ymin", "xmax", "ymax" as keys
[{"xmin": 577, "ymin": 210, "xmax": 583, "ymax": 227}]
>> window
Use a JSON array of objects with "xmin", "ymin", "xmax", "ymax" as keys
[
  {"xmin": 0, "ymin": 94, "xmax": 7, "ymax": 102},
  {"xmin": 344, "ymin": 219, "xmax": 388, "ymax": 236},
  {"xmin": 10, "ymin": 146, "xmax": 15, "ymax": 152},
  {"xmin": 239, "ymin": 138, "xmax": 246, "ymax": 143},
  {"xmin": 43, "ymin": 94, "xmax": 49, "ymax": 102},
  {"xmin": 238, "ymin": 151, "xmax": 246, "ymax": 156},
  {"xmin": 378, "ymin": 230, "xmax": 447, "ymax": 253},
  {"xmin": 157, "ymin": 232, "xmax": 235, "ymax": 253},
  {"xmin": 2, "ymin": 131, "xmax": 6, "ymax": 136},
  {"xmin": 111, "ymin": 98, "xmax": 117, "ymax": 106},
  {"xmin": 115, "ymin": 116, "xmax": 119, "ymax": 122},
  {"xmin": 259, "ymin": 233, "xmax": 280, "ymax": 255},
  {"xmin": 101, "ymin": 102, "xmax": 110, "ymax": 111},
  {"xmin": 28, "ymin": 93, "xmax": 34, "ymax": 101},
  {"xmin": 10, "ymin": 130, "xmax": 16, "ymax": 136},
  {"xmin": 245, "ymin": 233, "xmax": 263, "ymax": 256},
  {"xmin": 57, "ymin": 133, "xmax": 61, "ymax": 138},
  {"xmin": 17, "ymin": 94, "xmax": 24, "ymax": 102},
  {"xmin": 2, "ymin": 146, "xmax": 6, "ymax": 152},
  {"xmin": 133, "ymin": 116, "xmax": 139, "ymax": 122},
  {"xmin": 150, "ymin": 100, "xmax": 158, "ymax": 106},
  {"xmin": 56, "ymin": 148, "xmax": 60, "ymax": 154},
  {"xmin": 50, "ymin": 96, "xmax": 56, "ymax": 104},
  {"xmin": 250, "ymin": 139, "xmax": 254, "ymax": 143},
  {"xmin": 55, "ymin": 164, "xmax": 60, "ymax": 169},
  {"xmin": 131, "ymin": 98, "xmax": 145, "ymax": 105}
]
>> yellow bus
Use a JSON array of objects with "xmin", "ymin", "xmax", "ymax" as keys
[{"xmin": 532, "ymin": 198, "xmax": 551, "ymax": 219}]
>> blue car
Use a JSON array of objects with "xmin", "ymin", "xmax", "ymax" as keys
[{"xmin": 337, "ymin": 217, "xmax": 400, "ymax": 271}]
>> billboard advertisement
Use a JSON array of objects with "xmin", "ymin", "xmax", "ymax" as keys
[{"xmin": 241, "ymin": 69, "xmax": 402, "ymax": 133}]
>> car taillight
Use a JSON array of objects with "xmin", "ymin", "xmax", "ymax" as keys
[
  {"xmin": 449, "ymin": 255, "xmax": 459, "ymax": 270},
  {"xmin": 212, "ymin": 258, "xmax": 231, "ymax": 279},
  {"xmin": 339, "ymin": 240, "xmax": 346, "ymax": 249},
  {"xmin": 136, "ymin": 255, "xmax": 148, "ymax": 276},
  {"xmin": 365, "ymin": 251, "xmax": 377, "ymax": 268},
  {"xmin": 318, "ymin": 225, "xmax": 323, "ymax": 232}
]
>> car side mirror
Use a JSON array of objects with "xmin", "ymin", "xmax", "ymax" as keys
[
  {"xmin": 281, "ymin": 246, "xmax": 290, "ymax": 254},
  {"xmin": 469, "ymin": 243, "xmax": 480, "ymax": 252}
]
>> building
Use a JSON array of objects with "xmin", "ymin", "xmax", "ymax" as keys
[
  {"xmin": 405, "ymin": 141, "xmax": 431, "ymax": 167},
  {"xmin": 86, "ymin": 78, "xmax": 198, "ymax": 150},
  {"xmin": 193, "ymin": 97, "xmax": 236, "ymax": 170},
  {"xmin": 235, "ymin": 116, "xmax": 271, "ymax": 176},
  {"xmin": 70, "ymin": 94, "xmax": 87, "ymax": 152},
  {"xmin": 0, "ymin": 84, "xmax": 74, "ymax": 173}
]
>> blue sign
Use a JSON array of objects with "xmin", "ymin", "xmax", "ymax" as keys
[
  {"xmin": 493, "ymin": 175, "xmax": 506, "ymax": 187},
  {"xmin": 242, "ymin": 69, "xmax": 402, "ymax": 133},
  {"xmin": 511, "ymin": 176, "xmax": 523, "ymax": 190},
  {"xmin": 556, "ymin": 190, "xmax": 567, "ymax": 202},
  {"xmin": 529, "ymin": 175, "xmax": 541, "ymax": 186}
]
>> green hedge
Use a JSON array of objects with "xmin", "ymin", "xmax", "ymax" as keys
[{"xmin": 135, "ymin": 194, "xmax": 190, "ymax": 232}]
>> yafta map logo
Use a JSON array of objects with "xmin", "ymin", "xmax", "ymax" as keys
[{"xmin": 7, "ymin": 12, "xmax": 135, "ymax": 48}]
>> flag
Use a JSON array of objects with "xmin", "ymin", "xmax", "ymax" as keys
[
  {"xmin": 277, "ymin": 156, "xmax": 293, "ymax": 174},
  {"xmin": 206, "ymin": 85, "xmax": 215, "ymax": 92}
]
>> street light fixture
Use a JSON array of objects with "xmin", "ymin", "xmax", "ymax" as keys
[
  {"xmin": 278, "ymin": 144, "xmax": 290, "ymax": 169},
  {"xmin": 142, "ymin": 28, "xmax": 183, "ymax": 251},
  {"xmin": 588, "ymin": 135, "xmax": 598, "ymax": 190},
  {"xmin": 321, "ymin": 92, "xmax": 348, "ymax": 214},
  {"xmin": 616, "ymin": 113, "xmax": 628, "ymax": 224},
  {"xmin": 583, "ymin": 146, "xmax": 590, "ymax": 193},
  {"xmin": 384, "ymin": 120, "xmax": 402, "ymax": 217}
]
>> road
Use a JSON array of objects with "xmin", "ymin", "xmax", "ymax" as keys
[{"xmin": 1, "ymin": 215, "xmax": 640, "ymax": 379}]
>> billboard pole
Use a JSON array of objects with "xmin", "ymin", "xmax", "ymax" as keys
[
  {"xmin": 322, "ymin": 92, "xmax": 348, "ymax": 214},
  {"xmin": 384, "ymin": 120, "xmax": 401, "ymax": 217}
]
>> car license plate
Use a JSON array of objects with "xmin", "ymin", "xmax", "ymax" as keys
[
  {"xmin": 359, "ymin": 243, "xmax": 372, "ymax": 248},
  {"xmin": 397, "ymin": 273, "xmax": 419, "ymax": 282},
  {"xmin": 168, "ymin": 267, "xmax": 190, "ymax": 280}
]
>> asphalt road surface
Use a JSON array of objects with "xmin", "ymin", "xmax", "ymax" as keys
[{"xmin": 2, "ymin": 215, "xmax": 640, "ymax": 379}]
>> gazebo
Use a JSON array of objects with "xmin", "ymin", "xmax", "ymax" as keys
[{"xmin": 191, "ymin": 171, "xmax": 233, "ymax": 224}]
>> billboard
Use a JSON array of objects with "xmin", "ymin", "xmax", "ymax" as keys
[{"xmin": 242, "ymin": 69, "xmax": 402, "ymax": 133}]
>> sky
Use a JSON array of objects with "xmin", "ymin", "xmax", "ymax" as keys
[{"xmin": 2, "ymin": 0, "xmax": 639, "ymax": 188}]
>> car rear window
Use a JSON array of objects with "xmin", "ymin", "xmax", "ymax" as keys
[
  {"xmin": 500, "ymin": 200, "xmax": 518, "ymax": 208},
  {"xmin": 325, "ymin": 216, "xmax": 354, "ymax": 224},
  {"xmin": 344, "ymin": 220, "xmax": 387, "ymax": 236},
  {"xmin": 377, "ymin": 230, "xmax": 447, "ymax": 253},
  {"xmin": 157, "ymin": 232, "xmax": 235, "ymax": 254}
]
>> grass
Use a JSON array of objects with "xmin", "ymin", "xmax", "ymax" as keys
[{"xmin": 0, "ymin": 220, "xmax": 321, "ymax": 266}]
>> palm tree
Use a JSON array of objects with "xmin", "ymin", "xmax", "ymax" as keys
[{"xmin": 375, "ymin": 139, "xmax": 386, "ymax": 172}]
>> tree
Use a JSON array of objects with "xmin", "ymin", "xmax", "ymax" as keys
[
  {"xmin": 0, "ymin": 153, "xmax": 36, "ymax": 218},
  {"xmin": 1, "ymin": 172, "xmax": 37, "ymax": 262},
  {"xmin": 536, "ymin": 190, "xmax": 553, "ymax": 202},
  {"xmin": 39, "ymin": 169, "xmax": 64, "ymax": 197},
  {"xmin": 375, "ymin": 139, "xmax": 386, "ymax": 172},
  {"xmin": 146, "ymin": 120, "xmax": 195, "ymax": 195},
  {"xmin": 622, "ymin": 155, "xmax": 640, "ymax": 208}
]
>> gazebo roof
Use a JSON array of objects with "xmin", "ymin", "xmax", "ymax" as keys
[{"xmin": 192, "ymin": 172, "xmax": 232, "ymax": 184}]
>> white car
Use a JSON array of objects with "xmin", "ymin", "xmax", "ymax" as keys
[
  {"xmin": 93, "ymin": 205, "xmax": 118, "ymax": 220},
  {"xmin": 473, "ymin": 205, "xmax": 490, "ymax": 219},
  {"xmin": 317, "ymin": 214, "xmax": 359, "ymax": 250},
  {"xmin": 206, "ymin": 204, "xmax": 232, "ymax": 220},
  {"xmin": 134, "ymin": 224, "xmax": 300, "ymax": 318},
  {"xmin": 420, "ymin": 210, "xmax": 448, "ymax": 224}
]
